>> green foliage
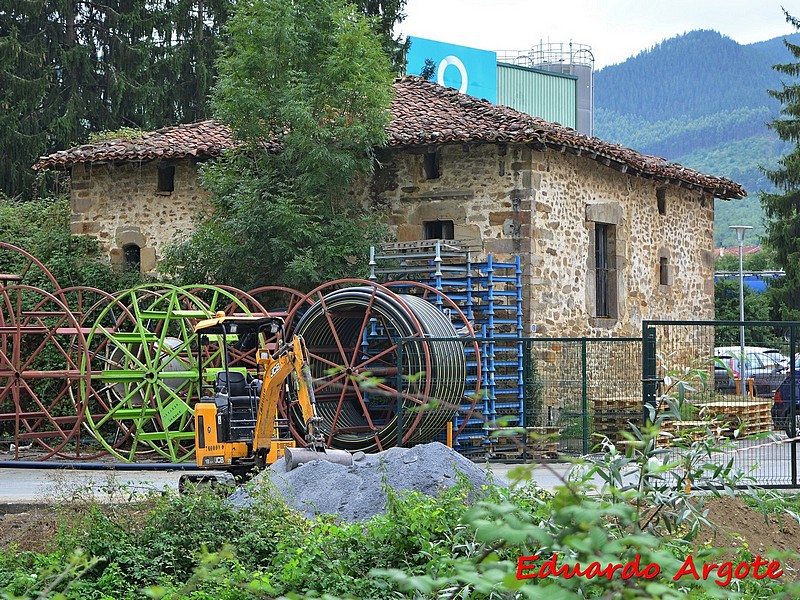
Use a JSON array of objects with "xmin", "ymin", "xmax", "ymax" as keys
[
  {"xmin": 354, "ymin": 0, "xmax": 409, "ymax": 73},
  {"xmin": 714, "ymin": 278, "xmax": 784, "ymax": 346},
  {"xmin": 211, "ymin": 0, "xmax": 393, "ymax": 196},
  {"xmin": 0, "ymin": 0, "xmax": 230, "ymax": 200},
  {"xmin": 161, "ymin": 0, "xmax": 393, "ymax": 290},
  {"xmin": 0, "ymin": 195, "xmax": 143, "ymax": 291},
  {"xmin": 762, "ymin": 10, "xmax": 800, "ymax": 320}
]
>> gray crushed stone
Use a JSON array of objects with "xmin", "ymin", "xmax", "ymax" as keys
[{"xmin": 227, "ymin": 442, "xmax": 506, "ymax": 522}]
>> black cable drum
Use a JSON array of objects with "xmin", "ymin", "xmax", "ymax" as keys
[{"xmin": 292, "ymin": 286, "xmax": 466, "ymax": 452}]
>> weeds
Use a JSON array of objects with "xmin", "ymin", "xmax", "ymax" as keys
[{"xmin": 2, "ymin": 359, "xmax": 800, "ymax": 599}]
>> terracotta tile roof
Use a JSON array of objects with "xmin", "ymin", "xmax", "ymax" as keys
[
  {"xmin": 34, "ymin": 76, "xmax": 745, "ymax": 199},
  {"xmin": 35, "ymin": 120, "xmax": 235, "ymax": 169}
]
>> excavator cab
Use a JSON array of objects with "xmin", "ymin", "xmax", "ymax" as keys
[{"xmin": 189, "ymin": 313, "xmax": 352, "ymax": 480}]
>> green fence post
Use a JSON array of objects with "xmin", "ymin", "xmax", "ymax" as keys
[
  {"xmin": 522, "ymin": 339, "xmax": 530, "ymax": 461},
  {"xmin": 642, "ymin": 321, "xmax": 658, "ymax": 426},
  {"xmin": 582, "ymin": 338, "xmax": 589, "ymax": 455}
]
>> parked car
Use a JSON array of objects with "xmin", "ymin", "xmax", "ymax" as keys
[
  {"xmin": 713, "ymin": 346, "xmax": 789, "ymax": 397},
  {"xmin": 772, "ymin": 354, "xmax": 800, "ymax": 436}
]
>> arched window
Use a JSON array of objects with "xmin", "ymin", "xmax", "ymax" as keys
[{"xmin": 123, "ymin": 243, "xmax": 141, "ymax": 272}]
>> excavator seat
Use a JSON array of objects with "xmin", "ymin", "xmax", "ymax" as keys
[
  {"xmin": 214, "ymin": 371, "xmax": 259, "ymax": 442},
  {"xmin": 215, "ymin": 370, "xmax": 250, "ymax": 396}
]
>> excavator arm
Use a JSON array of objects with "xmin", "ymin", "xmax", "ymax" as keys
[
  {"xmin": 252, "ymin": 334, "xmax": 350, "ymax": 469},
  {"xmin": 191, "ymin": 313, "xmax": 351, "ymax": 474},
  {"xmin": 251, "ymin": 336, "xmax": 315, "ymax": 455}
]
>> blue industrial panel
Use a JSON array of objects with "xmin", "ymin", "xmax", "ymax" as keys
[{"xmin": 406, "ymin": 37, "xmax": 497, "ymax": 103}]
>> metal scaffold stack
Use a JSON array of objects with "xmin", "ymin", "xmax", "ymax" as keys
[{"xmin": 369, "ymin": 240, "xmax": 524, "ymax": 457}]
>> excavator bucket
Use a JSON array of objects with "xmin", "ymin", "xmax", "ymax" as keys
[{"xmin": 284, "ymin": 447, "xmax": 354, "ymax": 471}]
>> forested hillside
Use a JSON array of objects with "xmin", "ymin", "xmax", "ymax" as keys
[{"xmin": 594, "ymin": 30, "xmax": 800, "ymax": 247}]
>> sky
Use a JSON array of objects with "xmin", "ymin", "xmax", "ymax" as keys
[{"xmin": 399, "ymin": 0, "xmax": 800, "ymax": 69}]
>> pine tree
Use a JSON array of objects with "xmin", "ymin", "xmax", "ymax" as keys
[
  {"xmin": 762, "ymin": 9, "xmax": 800, "ymax": 319},
  {"xmin": 0, "ymin": 0, "xmax": 230, "ymax": 199},
  {"xmin": 356, "ymin": 0, "xmax": 409, "ymax": 71}
]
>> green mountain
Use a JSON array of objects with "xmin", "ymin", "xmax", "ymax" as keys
[{"xmin": 594, "ymin": 29, "xmax": 800, "ymax": 247}]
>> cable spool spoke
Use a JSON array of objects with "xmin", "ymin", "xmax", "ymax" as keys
[
  {"xmin": 0, "ymin": 242, "xmax": 62, "ymax": 293},
  {"xmin": 292, "ymin": 281, "xmax": 466, "ymax": 453},
  {"xmin": 81, "ymin": 285, "xmax": 213, "ymax": 462},
  {"xmin": 58, "ymin": 286, "xmax": 125, "ymax": 459},
  {"xmin": 0, "ymin": 285, "xmax": 89, "ymax": 460}
]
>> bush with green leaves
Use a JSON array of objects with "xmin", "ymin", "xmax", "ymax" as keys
[
  {"xmin": 3, "ymin": 360, "xmax": 800, "ymax": 600},
  {"xmin": 0, "ymin": 195, "xmax": 144, "ymax": 291}
]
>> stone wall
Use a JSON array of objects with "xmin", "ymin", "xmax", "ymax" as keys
[
  {"xmin": 366, "ymin": 142, "xmax": 716, "ymax": 338},
  {"xmin": 68, "ymin": 141, "xmax": 717, "ymax": 341},
  {"xmin": 69, "ymin": 159, "xmax": 212, "ymax": 273}
]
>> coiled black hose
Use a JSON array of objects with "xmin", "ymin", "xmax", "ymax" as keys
[{"xmin": 293, "ymin": 286, "xmax": 466, "ymax": 452}]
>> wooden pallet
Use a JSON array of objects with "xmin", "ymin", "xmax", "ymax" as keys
[
  {"xmin": 487, "ymin": 428, "xmax": 560, "ymax": 459},
  {"xmin": 694, "ymin": 399, "xmax": 773, "ymax": 436}
]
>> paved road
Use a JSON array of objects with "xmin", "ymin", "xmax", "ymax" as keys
[
  {"xmin": 3, "ymin": 435, "xmax": 799, "ymax": 509},
  {"xmin": 0, "ymin": 461, "xmax": 575, "ymax": 509},
  {"xmin": 0, "ymin": 468, "xmax": 181, "ymax": 506}
]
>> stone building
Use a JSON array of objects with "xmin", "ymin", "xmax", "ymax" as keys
[{"xmin": 35, "ymin": 76, "xmax": 744, "ymax": 337}]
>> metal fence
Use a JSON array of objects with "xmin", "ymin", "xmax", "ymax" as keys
[
  {"xmin": 644, "ymin": 320, "xmax": 800, "ymax": 488},
  {"xmin": 397, "ymin": 323, "xmax": 800, "ymax": 488},
  {"xmin": 523, "ymin": 337, "xmax": 642, "ymax": 455},
  {"xmin": 396, "ymin": 336, "xmax": 643, "ymax": 458}
]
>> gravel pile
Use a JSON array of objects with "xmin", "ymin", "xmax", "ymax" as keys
[{"xmin": 228, "ymin": 442, "xmax": 506, "ymax": 522}]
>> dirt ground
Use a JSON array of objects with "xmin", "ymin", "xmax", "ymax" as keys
[
  {"xmin": 2, "ymin": 495, "xmax": 799, "ymax": 578},
  {"xmin": 695, "ymin": 495, "xmax": 800, "ymax": 579}
]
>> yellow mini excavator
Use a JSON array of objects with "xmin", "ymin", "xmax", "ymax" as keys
[{"xmin": 182, "ymin": 312, "xmax": 352, "ymax": 487}]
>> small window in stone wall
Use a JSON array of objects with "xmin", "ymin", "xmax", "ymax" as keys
[
  {"xmin": 658, "ymin": 253, "xmax": 673, "ymax": 286},
  {"xmin": 423, "ymin": 220, "xmax": 454, "ymax": 240},
  {"xmin": 659, "ymin": 256, "xmax": 669, "ymax": 285},
  {"xmin": 595, "ymin": 223, "xmax": 617, "ymax": 318},
  {"xmin": 657, "ymin": 187, "xmax": 667, "ymax": 215},
  {"xmin": 158, "ymin": 163, "xmax": 175, "ymax": 193},
  {"xmin": 123, "ymin": 243, "xmax": 141, "ymax": 272},
  {"xmin": 423, "ymin": 151, "xmax": 440, "ymax": 180}
]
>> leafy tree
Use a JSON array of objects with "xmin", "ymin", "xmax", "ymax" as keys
[
  {"xmin": 714, "ymin": 278, "xmax": 784, "ymax": 347},
  {"xmin": 762, "ymin": 9, "xmax": 800, "ymax": 320},
  {"xmin": 160, "ymin": 0, "xmax": 394, "ymax": 291}
]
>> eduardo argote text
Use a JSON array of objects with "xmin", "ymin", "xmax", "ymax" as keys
[{"xmin": 516, "ymin": 553, "xmax": 783, "ymax": 587}]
